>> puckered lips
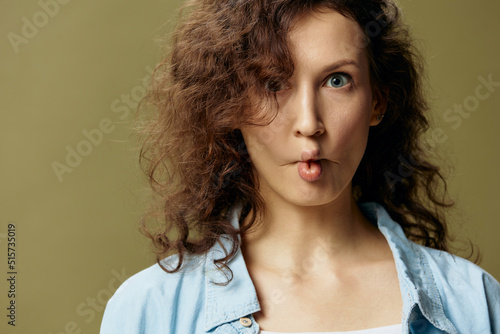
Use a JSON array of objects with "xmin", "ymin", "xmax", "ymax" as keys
[
  {"xmin": 297, "ymin": 160, "xmax": 322, "ymax": 181},
  {"xmin": 297, "ymin": 151, "xmax": 322, "ymax": 182}
]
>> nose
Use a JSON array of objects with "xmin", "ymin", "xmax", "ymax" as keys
[{"xmin": 293, "ymin": 86, "xmax": 325, "ymax": 137}]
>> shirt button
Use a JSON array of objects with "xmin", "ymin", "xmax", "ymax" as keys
[{"xmin": 239, "ymin": 317, "xmax": 252, "ymax": 327}]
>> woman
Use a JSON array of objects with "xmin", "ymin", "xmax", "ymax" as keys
[{"xmin": 101, "ymin": 0, "xmax": 500, "ymax": 333}]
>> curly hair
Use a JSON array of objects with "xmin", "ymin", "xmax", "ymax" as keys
[{"xmin": 137, "ymin": 0, "xmax": 470, "ymax": 285}]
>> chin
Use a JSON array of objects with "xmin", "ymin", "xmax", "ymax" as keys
[{"xmin": 283, "ymin": 189, "xmax": 343, "ymax": 208}]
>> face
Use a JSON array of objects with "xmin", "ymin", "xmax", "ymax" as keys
[{"xmin": 239, "ymin": 9, "xmax": 385, "ymax": 208}]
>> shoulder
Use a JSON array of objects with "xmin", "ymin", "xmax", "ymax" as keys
[
  {"xmin": 100, "ymin": 254, "xmax": 206, "ymax": 334},
  {"xmin": 416, "ymin": 243, "xmax": 499, "ymax": 295},
  {"xmin": 113, "ymin": 254, "xmax": 205, "ymax": 295},
  {"xmin": 362, "ymin": 201, "xmax": 500, "ymax": 330},
  {"xmin": 365, "ymin": 201, "xmax": 499, "ymax": 300},
  {"xmin": 413, "ymin": 243, "xmax": 500, "ymax": 328}
]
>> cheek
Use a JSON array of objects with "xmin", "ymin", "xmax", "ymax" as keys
[
  {"xmin": 328, "ymin": 101, "xmax": 372, "ymax": 154},
  {"xmin": 241, "ymin": 127, "xmax": 277, "ymax": 165},
  {"xmin": 336, "ymin": 124, "xmax": 369, "ymax": 156},
  {"xmin": 242, "ymin": 113, "xmax": 291, "ymax": 158}
]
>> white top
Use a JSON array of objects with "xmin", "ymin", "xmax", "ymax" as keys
[{"xmin": 260, "ymin": 324, "xmax": 402, "ymax": 334}]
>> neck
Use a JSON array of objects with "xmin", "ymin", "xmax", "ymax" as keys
[{"xmin": 241, "ymin": 189, "xmax": 380, "ymax": 280}]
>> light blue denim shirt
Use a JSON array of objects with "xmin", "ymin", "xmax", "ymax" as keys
[{"xmin": 100, "ymin": 202, "xmax": 500, "ymax": 333}]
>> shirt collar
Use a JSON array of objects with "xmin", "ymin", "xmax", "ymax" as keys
[
  {"xmin": 203, "ymin": 201, "xmax": 458, "ymax": 333},
  {"xmin": 203, "ymin": 202, "xmax": 261, "ymax": 332},
  {"xmin": 359, "ymin": 202, "xmax": 458, "ymax": 333}
]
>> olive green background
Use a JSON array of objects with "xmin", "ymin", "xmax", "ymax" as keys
[{"xmin": 1, "ymin": 0, "xmax": 499, "ymax": 332}]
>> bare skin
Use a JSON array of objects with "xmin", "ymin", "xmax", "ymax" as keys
[
  {"xmin": 241, "ymin": 198, "xmax": 402, "ymax": 331},
  {"xmin": 238, "ymin": 9, "xmax": 403, "ymax": 332}
]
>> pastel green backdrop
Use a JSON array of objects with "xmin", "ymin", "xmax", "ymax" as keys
[{"xmin": 1, "ymin": 0, "xmax": 498, "ymax": 333}]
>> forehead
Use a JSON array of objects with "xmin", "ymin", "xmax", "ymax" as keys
[{"xmin": 287, "ymin": 10, "xmax": 368, "ymax": 69}]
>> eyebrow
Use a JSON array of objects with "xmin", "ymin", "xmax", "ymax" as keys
[{"xmin": 320, "ymin": 59, "xmax": 360, "ymax": 74}]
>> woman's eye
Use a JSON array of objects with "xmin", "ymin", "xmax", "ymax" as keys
[
  {"xmin": 326, "ymin": 73, "xmax": 351, "ymax": 88},
  {"xmin": 265, "ymin": 79, "xmax": 287, "ymax": 92}
]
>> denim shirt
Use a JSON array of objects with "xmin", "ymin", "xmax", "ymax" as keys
[{"xmin": 100, "ymin": 202, "xmax": 500, "ymax": 333}]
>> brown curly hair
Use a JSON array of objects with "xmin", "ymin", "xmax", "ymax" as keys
[{"xmin": 137, "ymin": 0, "xmax": 470, "ymax": 285}]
